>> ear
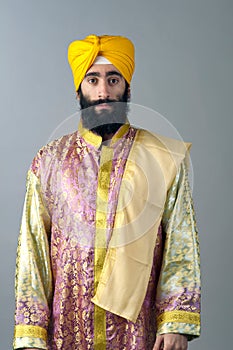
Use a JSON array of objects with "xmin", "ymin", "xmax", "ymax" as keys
[
  {"xmin": 76, "ymin": 91, "xmax": 80, "ymax": 100},
  {"xmin": 127, "ymin": 86, "xmax": 131, "ymax": 101}
]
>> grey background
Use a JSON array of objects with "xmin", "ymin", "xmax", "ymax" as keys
[{"xmin": 1, "ymin": 0, "xmax": 232, "ymax": 349}]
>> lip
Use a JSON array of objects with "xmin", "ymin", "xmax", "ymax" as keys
[{"xmin": 95, "ymin": 103, "xmax": 112, "ymax": 110}]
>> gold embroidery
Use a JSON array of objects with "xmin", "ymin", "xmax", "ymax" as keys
[
  {"xmin": 14, "ymin": 324, "xmax": 47, "ymax": 341},
  {"xmin": 78, "ymin": 121, "xmax": 102, "ymax": 148},
  {"xmin": 110, "ymin": 123, "xmax": 130, "ymax": 144},
  {"xmin": 157, "ymin": 310, "xmax": 200, "ymax": 326},
  {"xmin": 94, "ymin": 146, "xmax": 114, "ymax": 349}
]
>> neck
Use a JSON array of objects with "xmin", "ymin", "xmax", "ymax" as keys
[{"xmin": 102, "ymin": 133, "xmax": 114, "ymax": 141}]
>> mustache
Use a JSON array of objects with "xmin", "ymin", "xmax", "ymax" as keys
[{"xmin": 83, "ymin": 98, "xmax": 118, "ymax": 108}]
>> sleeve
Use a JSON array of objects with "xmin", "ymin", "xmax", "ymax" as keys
[
  {"xmin": 156, "ymin": 158, "xmax": 201, "ymax": 340},
  {"xmin": 13, "ymin": 168, "xmax": 53, "ymax": 350}
]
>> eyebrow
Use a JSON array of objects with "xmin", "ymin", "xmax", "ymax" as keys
[
  {"xmin": 106, "ymin": 71, "xmax": 122, "ymax": 77},
  {"xmin": 85, "ymin": 71, "xmax": 123, "ymax": 78}
]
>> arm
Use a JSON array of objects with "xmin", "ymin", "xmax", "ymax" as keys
[
  {"xmin": 13, "ymin": 169, "xmax": 53, "ymax": 350},
  {"xmin": 155, "ymin": 158, "xmax": 201, "ymax": 346}
]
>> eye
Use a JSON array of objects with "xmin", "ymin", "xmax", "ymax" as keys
[
  {"xmin": 87, "ymin": 77, "xmax": 98, "ymax": 85},
  {"xmin": 108, "ymin": 77, "xmax": 119, "ymax": 85}
]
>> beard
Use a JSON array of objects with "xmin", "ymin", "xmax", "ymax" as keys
[{"xmin": 79, "ymin": 86, "xmax": 129, "ymax": 138}]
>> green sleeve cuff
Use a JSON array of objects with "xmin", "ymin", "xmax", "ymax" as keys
[{"xmin": 13, "ymin": 325, "xmax": 47, "ymax": 349}]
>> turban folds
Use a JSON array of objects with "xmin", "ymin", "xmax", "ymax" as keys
[{"xmin": 68, "ymin": 34, "xmax": 135, "ymax": 91}]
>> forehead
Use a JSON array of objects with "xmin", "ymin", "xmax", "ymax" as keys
[{"xmin": 85, "ymin": 64, "xmax": 122, "ymax": 76}]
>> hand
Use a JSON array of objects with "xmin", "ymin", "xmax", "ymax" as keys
[{"xmin": 153, "ymin": 333, "xmax": 188, "ymax": 350}]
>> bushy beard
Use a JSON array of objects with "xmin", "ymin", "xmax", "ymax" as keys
[{"xmin": 79, "ymin": 87, "xmax": 129, "ymax": 138}]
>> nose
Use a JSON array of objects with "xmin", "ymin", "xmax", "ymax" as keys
[{"xmin": 98, "ymin": 79, "xmax": 110, "ymax": 99}]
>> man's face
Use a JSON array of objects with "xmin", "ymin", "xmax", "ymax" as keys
[
  {"xmin": 79, "ymin": 64, "xmax": 127, "ymax": 107},
  {"xmin": 77, "ymin": 64, "xmax": 130, "ymax": 136}
]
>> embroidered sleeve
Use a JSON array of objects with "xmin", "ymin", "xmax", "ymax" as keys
[
  {"xmin": 156, "ymin": 159, "xmax": 201, "ymax": 340},
  {"xmin": 13, "ymin": 168, "xmax": 52, "ymax": 349}
]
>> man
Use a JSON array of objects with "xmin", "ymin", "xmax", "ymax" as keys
[{"xmin": 13, "ymin": 35, "xmax": 201, "ymax": 350}]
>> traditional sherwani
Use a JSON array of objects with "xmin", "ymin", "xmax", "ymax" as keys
[{"xmin": 13, "ymin": 123, "xmax": 201, "ymax": 350}]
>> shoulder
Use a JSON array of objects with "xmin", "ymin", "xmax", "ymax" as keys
[
  {"xmin": 136, "ymin": 128, "xmax": 192, "ymax": 157},
  {"xmin": 133, "ymin": 129, "xmax": 192, "ymax": 189},
  {"xmin": 30, "ymin": 131, "xmax": 79, "ymax": 177}
]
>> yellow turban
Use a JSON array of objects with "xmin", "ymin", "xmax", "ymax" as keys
[{"xmin": 68, "ymin": 34, "xmax": 135, "ymax": 91}]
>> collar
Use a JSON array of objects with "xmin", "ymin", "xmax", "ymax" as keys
[{"xmin": 78, "ymin": 120, "xmax": 130, "ymax": 148}]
